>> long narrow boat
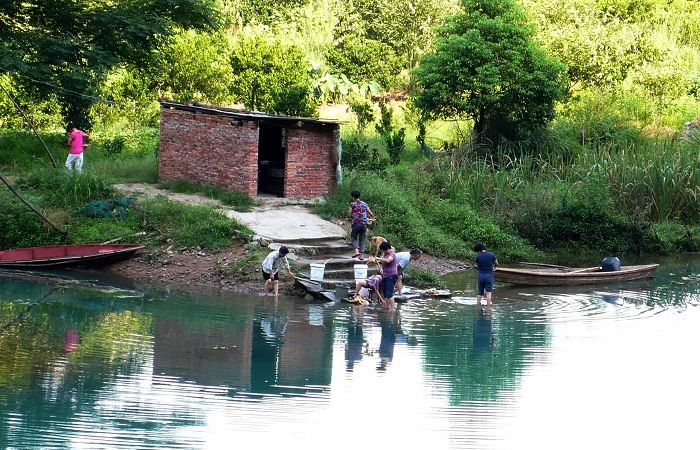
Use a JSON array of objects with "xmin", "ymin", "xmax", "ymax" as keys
[
  {"xmin": 494, "ymin": 263, "xmax": 659, "ymax": 286},
  {"xmin": 0, "ymin": 244, "xmax": 145, "ymax": 269}
]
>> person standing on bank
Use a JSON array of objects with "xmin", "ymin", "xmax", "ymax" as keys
[
  {"xmin": 261, "ymin": 246, "xmax": 295, "ymax": 296},
  {"xmin": 395, "ymin": 248, "xmax": 423, "ymax": 294},
  {"xmin": 376, "ymin": 241, "xmax": 399, "ymax": 309},
  {"xmin": 65, "ymin": 123, "xmax": 89, "ymax": 172},
  {"xmin": 348, "ymin": 190, "xmax": 375, "ymax": 260},
  {"xmin": 473, "ymin": 243, "xmax": 498, "ymax": 306}
]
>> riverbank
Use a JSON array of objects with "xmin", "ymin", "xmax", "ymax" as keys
[
  {"xmin": 106, "ymin": 183, "xmax": 472, "ymax": 295},
  {"xmin": 105, "ymin": 243, "xmax": 472, "ymax": 295}
]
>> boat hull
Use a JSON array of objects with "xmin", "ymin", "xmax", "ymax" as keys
[
  {"xmin": 494, "ymin": 264, "xmax": 659, "ymax": 286},
  {"xmin": 0, "ymin": 244, "xmax": 145, "ymax": 269}
]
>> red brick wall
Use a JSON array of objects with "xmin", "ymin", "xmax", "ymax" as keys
[
  {"xmin": 285, "ymin": 125, "xmax": 339, "ymax": 198},
  {"xmin": 159, "ymin": 108, "xmax": 259, "ymax": 196},
  {"xmin": 159, "ymin": 106, "xmax": 339, "ymax": 199}
]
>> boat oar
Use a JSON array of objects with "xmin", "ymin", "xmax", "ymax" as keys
[
  {"xmin": 519, "ymin": 262, "xmax": 573, "ymax": 270},
  {"xmin": 567, "ymin": 266, "xmax": 602, "ymax": 274}
]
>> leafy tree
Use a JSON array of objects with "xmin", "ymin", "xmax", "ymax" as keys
[
  {"xmin": 229, "ymin": 25, "xmax": 315, "ymax": 114},
  {"xmin": 333, "ymin": 0, "xmax": 458, "ymax": 72},
  {"xmin": 0, "ymin": 0, "xmax": 220, "ymax": 127},
  {"xmin": 326, "ymin": 35, "xmax": 402, "ymax": 89},
  {"xmin": 411, "ymin": 0, "xmax": 568, "ymax": 144},
  {"xmin": 152, "ymin": 29, "xmax": 232, "ymax": 104},
  {"xmin": 270, "ymin": 86, "xmax": 318, "ymax": 117},
  {"xmin": 529, "ymin": 0, "xmax": 658, "ymax": 91},
  {"xmin": 223, "ymin": 0, "xmax": 309, "ymax": 26},
  {"xmin": 375, "ymin": 101, "xmax": 405, "ymax": 164}
]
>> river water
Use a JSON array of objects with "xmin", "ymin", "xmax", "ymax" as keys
[{"xmin": 1, "ymin": 256, "xmax": 699, "ymax": 449}]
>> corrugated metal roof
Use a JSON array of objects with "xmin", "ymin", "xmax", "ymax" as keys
[{"xmin": 160, "ymin": 100, "xmax": 344, "ymax": 126}]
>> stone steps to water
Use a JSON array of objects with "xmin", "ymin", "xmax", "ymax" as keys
[{"xmin": 286, "ymin": 237, "xmax": 376, "ymax": 291}]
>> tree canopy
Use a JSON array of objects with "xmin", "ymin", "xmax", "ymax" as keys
[
  {"xmin": 411, "ymin": 0, "xmax": 568, "ymax": 144},
  {"xmin": 0, "ymin": 0, "xmax": 220, "ymax": 127}
]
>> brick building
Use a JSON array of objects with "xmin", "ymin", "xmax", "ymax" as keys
[{"xmin": 159, "ymin": 100, "xmax": 342, "ymax": 198}]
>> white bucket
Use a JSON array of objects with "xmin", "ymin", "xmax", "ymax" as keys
[
  {"xmin": 310, "ymin": 263, "xmax": 325, "ymax": 281},
  {"xmin": 354, "ymin": 264, "xmax": 368, "ymax": 280}
]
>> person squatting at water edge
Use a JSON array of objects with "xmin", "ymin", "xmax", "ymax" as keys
[
  {"xmin": 261, "ymin": 246, "xmax": 295, "ymax": 296},
  {"xmin": 374, "ymin": 241, "xmax": 399, "ymax": 309},
  {"xmin": 395, "ymin": 248, "xmax": 423, "ymax": 294},
  {"xmin": 473, "ymin": 243, "xmax": 498, "ymax": 306},
  {"xmin": 348, "ymin": 190, "xmax": 375, "ymax": 261},
  {"xmin": 354, "ymin": 274, "xmax": 386, "ymax": 304}
]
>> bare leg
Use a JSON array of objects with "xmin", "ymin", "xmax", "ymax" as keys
[
  {"xmin": 273, "ymin": 280, "xmax": 279, "ymax": 296},
  {"xmin": 264, "ymin": 279, "xmax": 271, "ymax": 296},
  {"xmin": 385, "ymin": 296, "xmax": 395, "ymax": 310},
  {"xmin": 476, "ymin": 294, "xmax": 483, "ymax": 306},
  {"xmin": 395, "ymin": 277, "xmax": 403, "ymax": 295},
  {"xmin": 354, "ymin": 280, "xmax": 364, "ymax": 296},
  {"xmin": 485, "ymin": 291, "xmax": 492, "ymax": 306}
]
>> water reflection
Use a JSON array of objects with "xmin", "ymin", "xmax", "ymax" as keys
[{"xmin": 0, "ymin": 256, "xmax": 699, "ymax": 449}]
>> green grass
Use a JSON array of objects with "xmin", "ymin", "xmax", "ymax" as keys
[{"xmin": 158, "ymin": 179, "xmax": 255, "ymax": 212}]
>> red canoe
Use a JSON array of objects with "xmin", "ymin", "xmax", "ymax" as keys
[{"xmin": 0, "ymin": 244, "xmax": 145, "ymax": 269}]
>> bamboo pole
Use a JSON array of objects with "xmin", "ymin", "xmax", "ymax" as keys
[
  {"xmin": 0, "ymin": 173, "xmax": 66, "ymax": 236},
  {"xmin": 0, "ymin": 83, "xmax": 58, "ymax": 168}
]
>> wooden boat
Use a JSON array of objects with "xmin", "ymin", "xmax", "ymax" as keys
[
  {"xmin": 0, "ymin": 244, "xmax": 145, "ymax": 269},
  {"xmin": 494, "ymin": 263, "xmax": 659, "ymax": 286}
]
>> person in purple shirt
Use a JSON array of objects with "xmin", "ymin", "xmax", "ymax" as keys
[
  {"xmin": 473, "ymin": 243, "xmax": 498, "ymax": 306},
  {"xmin": 375, "ymin": 241, "xmax": 398, "ymax": 309}
]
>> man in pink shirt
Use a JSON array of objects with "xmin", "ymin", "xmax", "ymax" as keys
[{"xmin": 65, "ymin": 123, "xmax": 89, "ymax": 172}]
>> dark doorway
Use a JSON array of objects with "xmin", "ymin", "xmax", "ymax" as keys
[{"xmin": 257, "ymin": 124, "xmax": 286, "ymax": 197}]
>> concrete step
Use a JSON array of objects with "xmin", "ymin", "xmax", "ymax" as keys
[
  {"xmin": 273, "ymin": 236, "xmax": 349, "ymax": 246},
  {"xmin": 313, "ymin": 267, "xmax": 380, "ymax": 280},
  {"xmin": 294, "ymin": 255, "xmax": 373, "ymax": 269},
  {"xmin": 275, "ymin": 239, "xmax": 354, "ymax": 257}
]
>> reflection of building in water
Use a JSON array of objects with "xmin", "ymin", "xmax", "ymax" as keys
[
  {"xmin": 153, "ymin": 304, "xmax": 333, "ymax": 396},
  {"xmin": 153, "ymin": 319, "xmax": 254, "ymax": 390},
  {"xmin": 274, "ymin": 320, "xmax": 333, "ymax": 388}
]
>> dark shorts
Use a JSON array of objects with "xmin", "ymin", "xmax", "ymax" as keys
[
  {"xmin": 477, "ymin": 272, "xmax": 494, "ymax": 295},
  {"xmin": 262, "ymin": 270, "xmax": 279, "ymax": 281},
  {"xmin": 383, "ymin": 275, "xmax": 398, "ymax": 298}
]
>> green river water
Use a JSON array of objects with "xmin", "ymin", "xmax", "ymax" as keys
[{"xmin": 1, "ymin": 255, "xmax": 698, "ymax": 449}]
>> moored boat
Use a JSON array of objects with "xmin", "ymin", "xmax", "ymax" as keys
[
  {"xmin": 494, "ymin": 263, "xmax": 659, "ymax": 286},
  {"xmin": 0, "ymin": 244, "xmax": 145, "ymax": 269}
]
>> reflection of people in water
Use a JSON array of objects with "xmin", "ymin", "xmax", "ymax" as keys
[
  {"xmin": 377, "ymin": 310, "xmax": 400, "ymax": 371},
  {"xmin": 473, "ymin": 305, "xmax": 494, "ymax": 353},
  {"xmin": 345, "ymin": 308, "xmax": 364, "ymax": 370},
  {"xmin": 260, "ymin": 297, "xmax": 288, "ymax": 341},
  {"xmin": 64, "ymin": 329, "xmax": 80, "ymax": 352}
]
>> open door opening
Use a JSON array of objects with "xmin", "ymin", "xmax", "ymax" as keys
[{"xmin": 257, "ymin": 124, "xmax": 286, "ymax": 197}]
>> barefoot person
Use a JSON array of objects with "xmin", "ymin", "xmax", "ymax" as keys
[
  {"xmin": 353, "ymin": 274, "xmax": 385, "ymax": 304},
  {"xmin": 473, "ymin": 243, "xmax": 498, "ymax": 306},
  {"xmin": 261, "ymin": 246, "xmax": 295, "ymax": 296},
  {"xmin": 395, "ymin": 248, "xmax": 422, "ymax": 294},
  {"xmin": 375, "ymin": 241, "xmax": 399, "ymax": 309}
]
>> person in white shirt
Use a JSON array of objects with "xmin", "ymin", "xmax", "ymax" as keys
[
  {"xmin": 261, "ymin": 246, "xmax": 295, "ymax": 296},
  {"xmin": 395, "ymin": 248, "xmax": 422, "ymax": 294}
]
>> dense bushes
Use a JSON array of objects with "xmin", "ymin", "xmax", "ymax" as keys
[
  {"xmin": 315, "ymin": 170, "xmax": 536, "ymax": 261},
  {"xmin": 0, "ymin": 193, "xmax": 64, "ymax": 249}
]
